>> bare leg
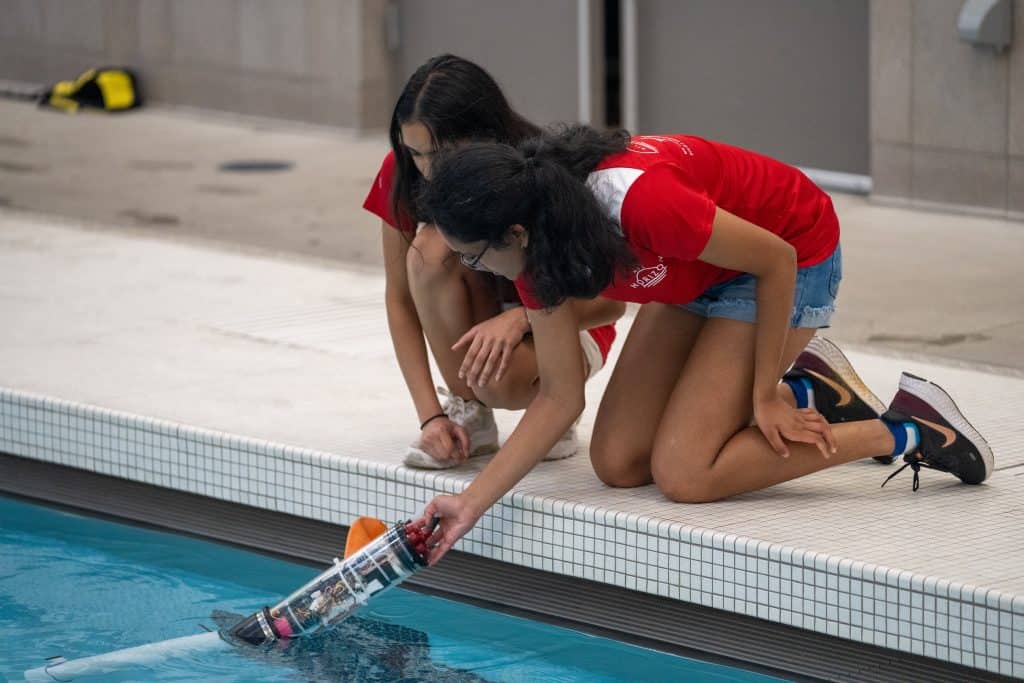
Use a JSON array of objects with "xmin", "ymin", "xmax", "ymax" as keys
[
  {"xmin": 590, "ymin": 304, "xmax": 706, "ymax": 487},
  {"xmin": 472, "ymin": 338, "xmax": 542, "ymax": 409},
  {"xmin": 647, "ymin": 318, "xmax": 894, "ymax": 503}
]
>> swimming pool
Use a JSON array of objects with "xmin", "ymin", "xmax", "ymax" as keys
[{"xmin": 0, "ymin": 496, "xmax": 787, "ymax": 682}]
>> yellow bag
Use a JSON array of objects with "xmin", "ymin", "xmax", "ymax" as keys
[{"xmin": 40, "ymin": 67, "xmax": 142, "ymax": 113}]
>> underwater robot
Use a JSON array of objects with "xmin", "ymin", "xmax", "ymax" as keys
[
  {"xmin": 26, "ymin": 518, "xmax": 434, "ymax": 681},
  {"xmin": 228, "ymin": 518, "xmax": 432, "ymax": 645}
]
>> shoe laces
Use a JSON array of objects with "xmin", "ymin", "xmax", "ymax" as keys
[
  {"xmin": 437, "ymin": 386, "xmax": 467, "ymax": 423},
  {"xmin": 881, "ymin": 446, "xmax": 964, "ymax": 492},
  {"xmin": 881, "ymin": 459, "xmax": 921, "ymax": 492}
]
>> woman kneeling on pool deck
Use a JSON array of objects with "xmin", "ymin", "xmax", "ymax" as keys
[
  {"xmin": 363, "ymin": 55, "xmax": 624, "ymax": 469},
  {"xmin": 416, "ymin": 126, "xmax": 994, "ymax": 563}
]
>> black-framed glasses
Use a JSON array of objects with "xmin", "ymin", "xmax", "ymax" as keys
[{"xmin": 459, "ymin": 243, "xmax": 491, "ymax": 270}]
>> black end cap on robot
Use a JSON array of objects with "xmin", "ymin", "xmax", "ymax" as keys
[{"xmin": 228, "ymin": 606, "xmax": 279, "ymax": 645}]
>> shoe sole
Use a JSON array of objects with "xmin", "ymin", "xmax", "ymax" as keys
[
  {"xmin": 899, "ymin": 372, "xmax": 994, "ymax": 483},
  {"xmin": 402, "ymin": 448, "xmax": 450, "ymax": 469},
  {"xmin": 806, "ymin": 337, "xmax": 892, "ymax": 464},
  {"xmin": 807, "ymin": 337, "xmax": 887, "ymax": 416}
]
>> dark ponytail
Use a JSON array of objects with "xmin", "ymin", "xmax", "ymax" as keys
[
  {"xmin": 519, "ymin": 124, "xmax": 631, "ymax": 181},
  {"xmin": 420, "ymin": 126, "xmax": 636, "ymax": 308}
]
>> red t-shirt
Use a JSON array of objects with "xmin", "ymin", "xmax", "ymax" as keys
[
  {"xmin": 362, "ymin": 150, "xmax": 416, "ymax": 233},
  {"xmin": 515, "ymin": 135, "xmax": 840, "ymax": 308},
  {"xmin": 362, "ymin": 151, "xmax": 617, "ymax": 360}
]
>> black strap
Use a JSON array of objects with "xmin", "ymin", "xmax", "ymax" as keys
[{"xmin": 419, "ymin": 412, "xmax": 448, "ymax": 430}]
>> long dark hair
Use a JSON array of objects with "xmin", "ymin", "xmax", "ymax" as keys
[
  {"xmin": 420, "ymin": 125, "xmax": 636, "ymax": 308},
  {"xmin": 389, "ymin": 54, "xmax": 541, "ymax": 227}
]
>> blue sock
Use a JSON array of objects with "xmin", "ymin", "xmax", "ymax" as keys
[
  {"xmin": 883, "ymin": 420, "xmax": 920, "ymax": 457},
  {"xmin": 784, "ymin": 377, "xmax": 814, "ymax": 410}
]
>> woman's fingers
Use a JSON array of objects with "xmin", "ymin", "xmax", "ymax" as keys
[
  {"xmin": 788, "ymin": 414, "xmax": 832, "ymax": 459},
  {"xmin": 459, "ymin": 334, "xmax": 484, "ymax": 380},
  {"xmin": 428, "ymin": 430, "xmax": 455, "ymax": 463},
  {"xmin": 494, "ymin": 343, "xmax": 513, "ymax": 383},
  {"xmin": 426, "ymin": 522, "xmax": 444, "ymax": 548},
  {"xmin": 421, "ymin": 500, "xmax": 440, "ymax": 528},
  {"xmin": 452, "ymin": 327, "xmax": 476, "ymax": 351},
  {"xmin": 478, "ymin": 342, "xmax": 504, "ymax": 385},
  {"xmin": 811, "ymin": 416, "xmax": 837, "ymax": 455},
  {"xmin": 809, "ymin": 430, "xmax": 830, "ymax": 459},
  {"xmin": 764, "ymin": 425, "xmax": 789, "ymax": 458},
  {"xmin": 466, "ymin": 338, "xmax": 493, "ymax": 385},
  {"xmin": 423, "ymin": 504, "xmax": 455, "ymax": 565},
  {"xmin": 427, "ymin": 537, "xmax": 453, "ymax": 566},
  {"xmin": 446, "ymin": 426, "xmax": 467, "ymax": 464},
  {"xmin": 452, "ymin": 423, "xmax": 471, "ymax": 462},
  {"xmin": 820, "ymin": 418, "xmax": 838, "ymax": 454}
]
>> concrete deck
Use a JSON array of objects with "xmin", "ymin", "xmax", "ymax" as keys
[
  {"xmin": 2, "ymin": 210, "xmax": 1022, "ymax": 677},
  {"xmin": 1, "ymin": 98, "xmax": 1023, "ymax": 370}
]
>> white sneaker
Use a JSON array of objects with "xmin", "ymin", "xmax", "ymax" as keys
[
  {"xmin": 403, "ymin": 387, "xmax": 499, "ymax": 469},
  {"xmin": 543, "ymin": 420, "xmax": 579, "ymax": 461}
]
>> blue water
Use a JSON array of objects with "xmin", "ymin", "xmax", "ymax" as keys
[{"xmin": 0, "ymin": 496, "xmax": 785, "ymax": 682}]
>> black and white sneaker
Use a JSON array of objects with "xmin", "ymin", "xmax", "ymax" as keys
[
  {"xmin": 881, "ymin": 372, "xmax": 994, "ymax": 491},
  {"xmin": 785, "ymin": 337, "xmax": 891, "ymax": 463}
]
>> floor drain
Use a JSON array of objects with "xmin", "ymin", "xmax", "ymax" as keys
[{"xmin": 219, "ymin": 160, "xmax": 293, "ymax": 173}]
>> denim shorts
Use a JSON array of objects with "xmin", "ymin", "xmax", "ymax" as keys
[{"xmin": 679, "ymin": 244, "xmax": 842, "ymax": 329}]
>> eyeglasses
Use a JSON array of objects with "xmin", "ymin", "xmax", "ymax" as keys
[{"xmin": 459, "ymin": 243, "xmax": 491, "ymax": 270}]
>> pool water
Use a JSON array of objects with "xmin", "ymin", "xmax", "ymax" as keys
[{"xmin": 0, "ymin": 496, "xmax": 786, "ymax": 682}]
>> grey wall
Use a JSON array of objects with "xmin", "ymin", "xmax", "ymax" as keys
[
  {"xmin": 395, "ymin": 0, "xmax": 585, "ymax": 126},
  {"xmin": 634, "ymin": 0, "xmax": 869, "ymax": 175},
  {"xmin": 2, "ymin": 0, "xmax": 1019, "ymax": 218},
  {"xmin": 871, "ymin": 0, "xmax": 1024, "ymax": 217},
  {"xmin": 0, "ymin": 0, "xmax": 393, "ymax": 129},
  {"xmin": 0, "ymin": 0, "xmax": 589, "ymax": 130}
]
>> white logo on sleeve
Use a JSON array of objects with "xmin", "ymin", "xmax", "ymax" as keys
[
  {"xmin": 630, "ymin": 257, "xmax": 668, "ymax": 289},
  {"xmin": 627, "ymin": 136, "xmax": 694, "ymax": 156},
  {"xmin": 627, "ymin": 140, "xmax": 660, "ymax": 154}
]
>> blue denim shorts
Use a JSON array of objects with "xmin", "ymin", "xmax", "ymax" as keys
[{"xmin": 679, "ymin": 244, "xmax": 842, "ymax": 329}]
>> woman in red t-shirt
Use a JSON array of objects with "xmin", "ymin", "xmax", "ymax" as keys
[
  {"xmin": 364, "ymin": 56, "xmax": 624, "ymax": 470},
  {"xmin": 413, "ymin": 126, "xmax": 993, "ymax": 563}
]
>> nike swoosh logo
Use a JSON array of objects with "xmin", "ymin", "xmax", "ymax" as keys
[
  {"xmin": 911, "ymin": 416, "xmax": 957, "ymax": 448},
  {"xmin": 805, "ymin": 369, "xmax": 852, "ymax": 407}
]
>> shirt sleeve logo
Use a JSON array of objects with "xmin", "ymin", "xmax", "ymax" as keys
[
  {"xmin": 627, "ymin": 139, "xmax": 660, "ymax": 154},
  {"xmin": 630, "ymin": 262, "xmax": 668, "ymax": 289},
  {"xmin": 627, "ymin": 136, "xmax": 695, "ymax": 156}
]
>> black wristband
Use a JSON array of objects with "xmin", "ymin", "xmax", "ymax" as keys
[{"xmin": 419, "ymin": 412, "xmax": 448, "ymax": 430}]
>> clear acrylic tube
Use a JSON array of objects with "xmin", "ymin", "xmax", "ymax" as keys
[{"xmin": 228, "ymin": 520, "xmax": 429, "ymax": 645}]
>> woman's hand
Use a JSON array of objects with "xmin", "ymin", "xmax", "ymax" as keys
[
  {"xmin": 419, "ymin": 494, "xmax": 484, "ymax": 565},
  {"xmin": 418, "ymin": 417, "xmax": 470, "ymax": 466},
  {"xmin": 754, "ymin": 397, "xmax": 837, "ymax": 459},
  {"xmin": 453, "ymin": 307, "xmax": 530, "ymax": 387}
]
